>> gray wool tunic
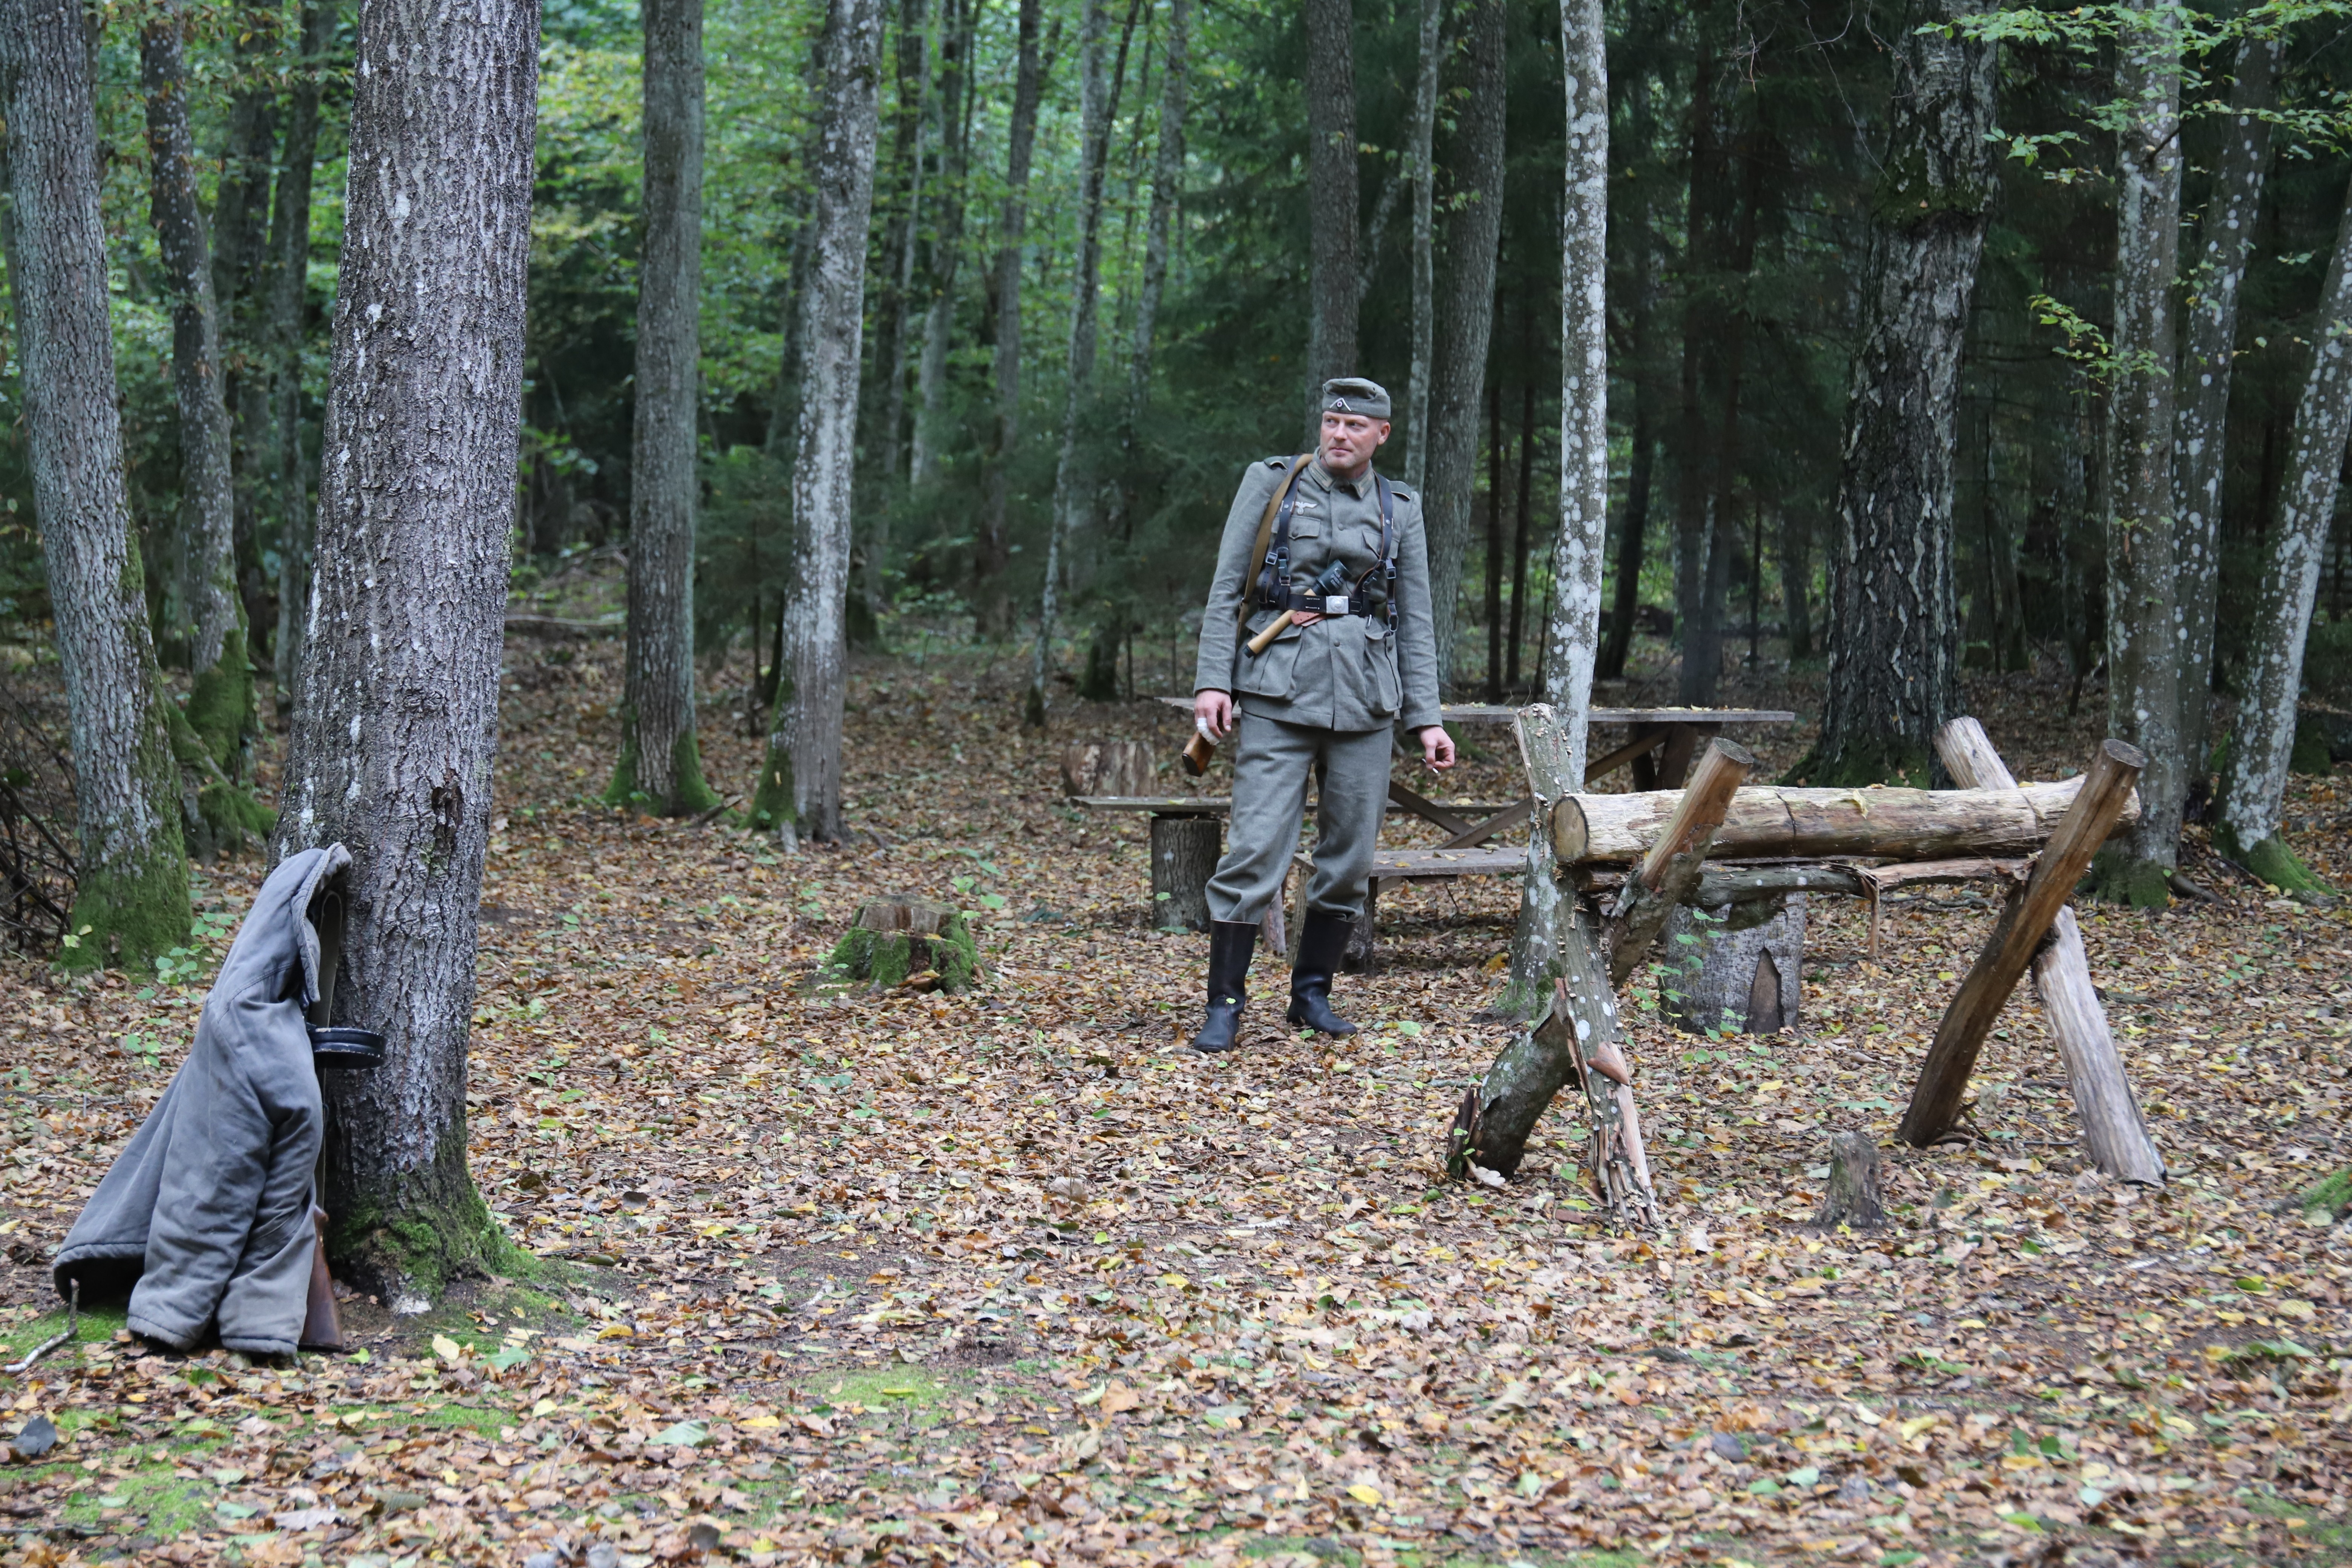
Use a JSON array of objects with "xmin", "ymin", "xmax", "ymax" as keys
[{"xmin": 53, "ymin": 845, "xmax": 349, "ymax": 1355}]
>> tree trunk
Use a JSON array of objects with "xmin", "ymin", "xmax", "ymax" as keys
[
  {"xmin": 2216, "ymin": 186, "xmax": 2352, "ymax": 893},
  {"xmin": 265, "ymin": 0, "xmax": 335, "ymax": 717},
  {"xmin": 1302, "ymin": 0, "xmax": 1356, "ymax": 423},
  {"xmin": 211, "ymin": 21, "xmax": 279, "ymax": 648},
  {"xmin": 1402, "ymin": 0, "xmax": 1441, "ymax": 488},
  {"xmin": 909, "ymin": 0, "xmax": 974, "ymax": 488},
  {"xmin": 1484, "ymin": 374, "xmax": 1504, "ymax": 700},
  {"xmin": 1810, "ymin": 0, "xmax": 1991, "ymax": 784},
  {"xmin": 143, "ymin": 5, "xmax": 253, "ymax": 783},
  {"xmin": 1680, "ymin": 129, "xmax": 1764, "ymax": 708},
  {"xmin": 1150, "ymin": 815, "xmax": 1218, "ymax": 931},
  {"xmin": 1658, "ymin": 894, "xmax": 1805, "ymax": 1035},
  {"xmin": 1508, "ymin": 369, "xmax": 1535, "ymax": 687},
  {"xmin": 2174, "ymin": 37, "xmax": 2280, "ymax": 782},
  {"xmin": 972, "ymin": 0, "xmax": 1044, "ymax": 636},
  {"xmin": 1778, "ymin": 506, "xmax": 1810, "ymax": 659},
  {"xmin": 874, "ymin": 0, "xmax": 928, "ymax": 488},
  {"xmin": 1810, "ymin": 1131, "xmax": 1887, "ymax": 1232},
  {"xmin": 1125, "ymin": 0, "xmax": 1187, "ymax": 425},
  {"xmin": 0, "ymin": 0, "xmax": 193, "ymax": 971},
  {"xmin": 1547, "ymin": 0, "xmax": 1606, "ymax": 769},
  {"xmin": 270, "ymin": 0, "xmax": 537, "ymax": 1297},
  {"xmin": 1671, "ymin": 22, "xmax": 1728, "ymax": 676},
  {"xmin": 1423, "ymin": 0, "xmax": 1505, "ymax": 694},
  {"xmin": 1599, "ymin": 90, "xmax": 1652, "ymax": 687},
  {"xmin": 2095, "ymin": 0, "xmax": 2185, "ymax": 904},
  {"xmin": 610, "ymin": 0, "xmax": 717, "ymax": 818},
  {"xmin": 754, "ymin": 0, "xmax": 884, "ymax": 846},
  {"xmin": 1030, "ymin": 0, "xmax": 1122, "ymax": 727}
]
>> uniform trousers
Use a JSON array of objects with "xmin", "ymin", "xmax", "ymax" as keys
[{"xmin": 1204, "ymin": 710, "xmax": 1393, "ymax": 925}]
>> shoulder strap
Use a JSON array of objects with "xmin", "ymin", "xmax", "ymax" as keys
[
  {"xmin": 1370, "ymin": 474, "xmax": 1399, "ymax": 628},
  {"xmin": 1242, "ymin": 455, "xmax": 1312, "ymax": 628}
]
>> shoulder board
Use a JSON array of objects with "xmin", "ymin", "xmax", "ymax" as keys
[
  {"xmin": 1261, "ymin": 455, "xmax": 1291, "ymax": 470},
  {"xmin": 1388, "ymin": 485, "xmax": 1416, "ymax": 503}
]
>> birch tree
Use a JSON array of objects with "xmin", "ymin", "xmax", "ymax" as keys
[
  {"xmin": 2174, "ymin": 34, "xmax": 2280, "ymax": 776},
  {"xmin": 1502, "ymin": 0, "xmax": 1608, "ymax": 1018},
  {"xmin": 1303, "ymin": 0, "xmax": 1356, "ymax": 419},
  {"xmin": 142, "ymin": 0, "xmax": 253, "ymax": 780},
  {"xmin": 270, "ymin": 0, "xmax": 538, "ymax": 1293},
  {"xmin": 1403, "ymin": 0, "xmax": 1441, "ymax": 488},
  {"xmin": 1423, "ymin": 0, "xmax": 1506, "ymax": 693},
  {"xmin": 1028, "ymin": 0, "xmax": 1114, "ymax": 726},
  {"xmin": 1810, "ymin": 0, "xmax": 1994, "ymax": 784},
  {"xmin": 0, "ymin": 0, "xmax": 192, "ymax": 971},
  {"xmin": 609, "ymin": 0, "xmax": 719, "ymax": 817},
  {"xmin": 972, "ymin": 0, "xmax": 1045, "ymax": 635},
  {"xmin": 751, "ymin": 0, "xmax": 885, "ymax": 845},
  {"xmin": 2096, "ymin": 0, "xmax": 2186, "ymax": 905},
  {"xmin": 2216, "ymin": 190, "xmax": 2352, "ymax": 893}
]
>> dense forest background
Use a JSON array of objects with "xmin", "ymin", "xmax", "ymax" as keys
[{"xmin": 6, "ymin": 0, "xmax": 2352, "ymax": 861}]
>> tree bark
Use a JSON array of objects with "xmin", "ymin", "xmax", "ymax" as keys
[
  {"xmin": 0, "ymin": 0, "xmax": 193, "ymax": 971},
  {"xmin": 1598, "ymin": 73, "xmax": 1652, "ymax": 687},
  {"xmin": 1936, "ymin": 717, "xmax": 2164, "ymax": 1184},
  {"xmin": 1811, "ymin": 0, "xmax": 1992, "ymax": 784},
  {"xmin": 874, "ymin": 0, "xmax": 928, "ymax": 488},
  {"xmin": 1302, "ymin": 0, "xmax": 1357, "ymax": 422},
  {"xmin": 972, "ymin": 0, "xmax": 1044, "ymax": 636},
  {"xmin": 1658, "ymin": 893, "xmax": 1804, "ymax": 1035},
  {"xmin": 1402, "ymin": 0, "xmax": 1441, "ymax": 487},
  {"xmin": 1778, "ymin": 506, "xmax": 1810, "ymax": 658},
  {"xmin": 610, "ymin": 0, "xmax": 716, "ymax": 818},
  {"xmin": 2096, "ymin": 0, "xmax": 2185, "ymax": 904},
  {"xmin": 265, "ymin": 0, "xmax": 335, "ymax": 716},
  {"xmin": 2216, "ymin": 185, "xmax": 2352, "ymax": 893},
  {"xmin": 1423, "ymin": 0, "xmax": 1506, "ymax": 693},
  {"xmin": 211, "ymin": 18, "xmax": 279, "ymax": 646},
  {"xmin": 1603, "ymin": 738, "xmax": 1749, "ymax": 986},
  {"xmin": 1499, "ymin": 702, "xmax": 1589, "ymax": 1020},
  {"xmin": 1547, "ymin": 0, "xmax": 1606, "ymax": 759},
  {"xmin": 1553, "ymin": 774, "xmax": 2138, "ymax": 864},
  {"xmin": 1810, "ymin": 1131, "xmax": 1887, "ymax": 1232},
  {"xmin": 1898, "ymin": 740, "xmax": 2146, "ymax": 1147},
  {"xmin": 1030, "ymin": 0, "xmax": 1122, "ymax": 726},
  {"xmin": 2174, "ymin": 37, "xmax": 2281, "ymax": 784},
  {"xmin": 909, "ymin": 0, "xmax": 975, "ymax": 488},
  {"xmin": 1507, "ymin": 370, "xmax": 1535, "ymax": 687},
  {"xmin": 142, "ymin": 4, "xmax": 253, "ymax": 782},
  {"xmin": 271, "ymin": 0, "xmax": 538, "ymax": 1297},
  {"xmin": 754, "ymin": 0, "xmax": 884, "ymax": 845}
]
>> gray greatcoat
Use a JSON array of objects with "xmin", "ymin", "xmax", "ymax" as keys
[
  {"xmin": 53, "ymin": 845, "xmax": 348, "ymax": 1355},
  {"xmin": 1194, "ymin": 456, "xmax": 1441, "ymax": 923}
]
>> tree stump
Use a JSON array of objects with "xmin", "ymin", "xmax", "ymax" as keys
[
  {"xmin": 1150, "ymin": 816, "xmax": 1219, "ymax": 931},
  {"xmin": 1810, "ymin": 1130, "xmax": 1888, "ymax": 1233},
  {"xmin": 1343, "ymin": 881, "xmax": 1379, "ymax": 972},
  {"xmin": 1061, "ymin": 737, "xmax": 1155, "ymax": 798},
  {"xmin": 828, "ymin": 895, "xmax": 982, "ymax": 992},
  {"xmin": 1657, "ymin": 893, "xmax": 1806, "ymax": 1035}
]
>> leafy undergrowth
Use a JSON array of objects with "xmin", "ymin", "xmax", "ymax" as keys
[{"xmin": 0, "ymin": 605, "xmax": 2346, "ymax": 1568}]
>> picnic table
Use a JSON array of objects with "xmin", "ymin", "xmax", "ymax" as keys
[{"xmin": 1105, "ymin": 699, "xmax": 1796, "ymax": 964}]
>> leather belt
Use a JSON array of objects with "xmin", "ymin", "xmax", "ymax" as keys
[{"xmin": 1273, "ymin": 587, "xmax": 1367, "ymax": 616}]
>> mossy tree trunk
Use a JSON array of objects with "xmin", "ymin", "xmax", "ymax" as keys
[
  {"xmin": 1810, "ymin": 0, "xmax": 1991, "ymax": 786},
  {"xmin": 1, "ymin": 0, "xmax": 193, "ymax": 971},
  {"xmin": 971, "ymin": 0, "xmax": 1043, "ymax": 636},
  {"xmin": 142, "ymin": 0, "xmax": 255, "ymax": 782},
  {"xmin": 609, "ymin": 0, "xmax": 719, "ymax": 818},
  {"xmin": 273, "ymin": 0, "xmax": 538, "ymax": 1300}
]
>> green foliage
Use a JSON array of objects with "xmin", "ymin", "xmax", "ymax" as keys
[
  {"xmin": 2295, "ymin": 1168, "xmax": 2352, "ymax": 1221},
  {"xmin": 826, "ymin": 911, "xmax": 981, "ymax": 995}
]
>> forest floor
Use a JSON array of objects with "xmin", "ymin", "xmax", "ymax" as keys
[{"xmin": 0, "ymin": 574, "xmax": 2347, "ymax": 1568}]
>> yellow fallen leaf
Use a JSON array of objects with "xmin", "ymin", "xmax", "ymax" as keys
[
  {"xmin": 1850, "ymin": 1403, "xmax": 1883, "ymax": 1426},
  {"xmin": 1897, "ymin": 1413, "xmax": 1941, "ymax": 1441},
  {"xmin": 2275, "ymin": 1299, "xmax": 2315, "ymax": 1321},
  {"xmin": 1347, "ymin": 1483, "xmax": 1382, "ymax": 1506},
  {"xmin": 430, "ymin": 1335, "xmax": 462, "ymax": 1363},
  {"xmin": 740, "ymin": 1415, "xmax": 781, "ymax": 1429},
  {"xmin": 596, "ymin": 1324, "xmax": 635, "ymax": 1340}
]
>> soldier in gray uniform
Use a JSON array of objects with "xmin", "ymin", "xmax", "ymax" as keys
[{"xmin": 1188, "ymin": 377, "xmax": 1453, "ymax": 1053}]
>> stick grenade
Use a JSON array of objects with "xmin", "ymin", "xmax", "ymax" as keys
[
  {"xmin": 1181, "ymin": 724, "xmax": 1217, "ymax": 777},
  {"xmin": 1243, "ymin": 561, "xmax": 1349, "ymax": 659}
]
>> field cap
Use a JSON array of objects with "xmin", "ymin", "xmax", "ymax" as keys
[{"xmin": 1321, "ymin": 377, "xmax": 1392, "ymax": 420}]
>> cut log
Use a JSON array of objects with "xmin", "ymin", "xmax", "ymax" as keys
[
  {"xmin": 1809, "ymin": 1131, "xmax": 1888, "ymax": 1233},
  {"xmin": 1062, "ymin": 737, "xmax": 1156, "ymax": 798},
  {"xmin": 1686, "ymin": 857, "xmax": 2026, "ymax": 906},
  {"xmin": 1897, "ymin": 739, "xmax": 2146, "ymax": 1147},
  {"xmin": 1658, "ymin": 894, "xmax": 1806, "ymax": 1035},
  {"xmin": 1149, "ymin": 815, "xmax": 1220, "ymax": 932},
  {"xmin": 1605, "ymin": 738, "xmax": 1753, "ymax": 985},
  {"xmin": 1933, "ymin": 717, "xmax": 2165, "ymax": 1185},
  {"xmin": 1552, "ymin": 775, "xmax": 2140, "ymax": 865},
  {"xmin": 829, "ymin": 894, "xmax": 983, "ymax": 992},
  {"xmin": 1343, "ymin": 880, "xmax": 1379, "ymax": 973}
]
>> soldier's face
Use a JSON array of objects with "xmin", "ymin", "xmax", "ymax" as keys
[{"xmin": 1319, "ymin": 411, "xmax": 1390, "ymax": 476}]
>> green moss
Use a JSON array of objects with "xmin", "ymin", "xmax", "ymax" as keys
[
  {"xmin": 62, "ymin": 834, "xmax": 190, "ymax": 972},
  {"xmin": 1782, "ymin": 735, "xmax": 1931, "ymax": 789},
  {"xmin": 749, "ymin": 733, "xmax": 796, "ymax": 835},
  {"xmin": 604, "ymin": 714, "xmax": 723, "ymax": 816},
  {"xmin": 326, "ymin": 1133, "xmax": 536, "ymax": 1302},
  {"xmin": 184, "ymin": 625, "xmax": 256, "ymax": 778},
  {"xmin": 2215, "ymin": 824, "xmax": 2330, "ymax": 895},
  {"xmin": 2086, "ymin": 845, "xmax": 2173, "ymax": 908},
  {"xmin": 826, "ymin": 912, "xmax": 981, "ymax": 994},
  {"xmin": 2294, "ymin": 1169, "xmax": 2351, "ymax": 1222}
]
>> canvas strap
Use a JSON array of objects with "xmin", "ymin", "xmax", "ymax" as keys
[{"xmin": 1243, "ymin": 454, "xmax": 1314, "ymax": 628}]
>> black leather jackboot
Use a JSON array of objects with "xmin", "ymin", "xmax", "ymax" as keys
[
  {"xmin": 1286, "ymin": 908, "xmax": 1360, "ymax": 1036},
  {"xmin": 1189, "ymin": 920, "xmax": 1259, "ymax": 1054}
]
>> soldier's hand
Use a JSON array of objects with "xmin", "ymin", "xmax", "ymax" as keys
[
  {"xmin": 1417, "ymin": 726, "xmax": 1457, "ymax": 771},
  {"xmin": 1195, "ymin": 689, "xmax": 1235, "ymax": 740}
]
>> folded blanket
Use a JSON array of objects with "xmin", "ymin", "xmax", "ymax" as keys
[{"xmin": 54, "ymin": 845, "xmax": 349, "ymax": 1355}]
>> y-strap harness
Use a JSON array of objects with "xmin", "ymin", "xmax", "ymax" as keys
[{"xmin": 1246, "ymin": 456, "xmax": 1399, "ymax": 631}]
